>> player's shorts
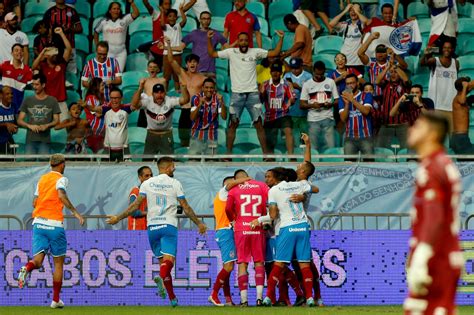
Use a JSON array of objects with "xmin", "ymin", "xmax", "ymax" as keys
[
  {"xmin": 229, "ymin": 92, "xmax": 264, "ymax": 125},
  {"xmin": 147, "ymin": 224, "xmax": 178, "ymax": 258},
  {"xmin": 275, "ymin": 222, "xmax": 311, "ymax": 263},
  {"xmin": 234, "ymin": 230, "xmax": 266, "ymax": 264},
  {"xmin": 404, "ymin": 254, "xmax": 463, "ymax": 315},
  {"xmin": 32, "ymin": 223, "xmax": 67, "ymax": 257},
  {"xmin": 216, "ymin": 228, "xmax": 237, "ymax": 264},
  {"xmin": 265, "ymin": 237, "xmax": 276, "ymax": 263}
]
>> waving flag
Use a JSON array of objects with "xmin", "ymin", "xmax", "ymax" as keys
[
  {"xmin": 428, "ymin": 0, "xmax": 458, "ymax": 46},
  {"xmin": 363, "ymin": 18, "xmax": 423, "ymax": 57}
]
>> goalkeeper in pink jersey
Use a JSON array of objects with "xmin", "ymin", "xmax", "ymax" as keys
[{"xmin": 225, "ymin": 169, "xmax": 269, "ymax": 306}]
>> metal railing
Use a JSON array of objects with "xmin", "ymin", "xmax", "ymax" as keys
[
  {"xmin": 0, "ymin": 215, "xmax": 24, "ymax": 230},
  {"xmin": 465, "ymin": 215, "xmax": 474, "ymax": 230},
  {"xmin": 317, "ymin": 213, "xmax": 411, "ymax": 230}
]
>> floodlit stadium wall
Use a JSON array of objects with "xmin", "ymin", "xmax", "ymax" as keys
[
  {"xmin": 1, "ymin": 230, "xmax": 474, "ymax": 306},
  {"xmin": 1, "ymin": 163, "xmax": 474, "ymax": 230}
]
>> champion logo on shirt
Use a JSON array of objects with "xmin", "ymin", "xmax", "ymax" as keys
[{"xmin": 324, "ymin": 84, "xmax": 330, "ymax": 89}]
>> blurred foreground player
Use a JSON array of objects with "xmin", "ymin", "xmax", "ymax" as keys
[
  {"xmin": 209, "ymin": 174, "xmax": 251, "ymax": 306},
  {"xmin": 107, "ymin": 157, "xmax": 207, "ymax": 307},
  {"xmin": 404, "ymin": 112, "xmax": 464, "ymax": 315},
  {"xmin": 18, "ymin": 154, "xmax": 84, "ymax": 308}
]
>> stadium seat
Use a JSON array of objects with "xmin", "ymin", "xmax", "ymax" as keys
[
  {"xmin": 321, "ymin": 147, "xmax": 344, "ymax": 162},
  {"xmin": 407, "ymin": 2, "xmax": 429, "ymax": 19},
  {"xmin": 457, "ymin": 18, "xmax": 474, "ymax": 47},
  {"xmin": 247, "ymin": 1, "xmax": 265, "ymax": 19},
  {"xmin": 417, "ymin": 18, "xmax": 431, "ymax": 35},
  {"xmin": 12, "ymin": 128, "xmax": 27, "ymax": 145},
  {"xmin": 313, "ymin": 54, "xmax": 336, "ymax": 70},
  {"xmin": 258, "ymin": 17, "xmax": 269, "ymax": 36},
  {"xmin": 74, "ymin": 34, "xmax": 90, "ymax": 57},
  {"xmin": 134, "ymin": 0, "xmax": 152, "ymax": 16},
  {"xmin": 239, "ymin": 110, "xmax": 253, "ymax": 127},
  {"xmin": 129, "ymin": 142, "xmax": 145, "ymax": 159},
  {"xmin": 314, "ymin": 36, "xmax": 344, "ymax": 55},
  {"xmin": 21, "ymin": 16, "xmax": 43, "ymax": 33},
  {"xmin": 462, "ymin": 40, "xmax": 474, "ymax": 56},
  {"xmin": 126, "ymin": 53, "xmax": 149, "ymax": 71},
  {"xmin": 80, "ymin": 17, "xmax": 90, "ymax": 36},
  {"xmin": 216, "ymin": 58, "xmax": 229, "ymax": 72},
  {"xmin": 208, "ymin": 0, "xmax": 233, "ymax": 18},
  {"xmin": 272, "ymin": 32, "xmax": 294, "ymax": 51},
  {"xmin": 121, "ymin": 71, "xmax": 148, "ymax": 90},
  {"xmin": 292, "ymin": 147, "xmax": 320, "ymax": 162},
  {"xmin": 459, "ymin": 70, "xmax": 474, "ymax": 79},
  {"xmin": 182, "ymin": 17, "xmax": 198, "ymax": 34},
  {"xmin": 50, "ymin": 129, "xmax": 68, "ymax": 153},
  {"xmin": 127, "ymin": 110, "xmax": 140, "ymax": 127},
  {"xmin": 270, "ymin": 17, "xmax": 287, "ymax": 34},
  {"xmin": 66, "ymin": 72, "xmax": 79, "ymax": 90},
  {"xmin": 410, "ymin": 73, "xmax": 430, "ymax": 91},
  {"xmin": 254, "ymin": 35, "xmax": 273, "ymax": 50},
  {"xmin": 76, "ymin": 2, "xmax": 91, "ymax": 19},
  {"xmin": 248, "ymin": 147, "xmax": 284, "ymax": 161},
  {"xmin": 93, "ymin": 0, "xmax": 126, "ymax": 17},
  {"xmin": 129, "ymin": 31, "xmax": 152, "ymax": 54},
  {"xmin": 469, "ymin": 110, "xmax": 474, "ymax": 126},
  {"xmin": 122, "ymin": 88, "xmax": 136, "ymax": 104},
  {"xmin": 210, "ymin": 16, "xmax": 225, "ymax": 33},
  {"xmin": 374, "ymin": 147, "xmax": 395, "ymax": 162},
  {"xmin": 128, "ymin": 16, "xmax": 152, "ymax": 36},
  {"xmin": 268, "ymin": 1, "xmax": 293, "ymax": 22},
  {"xmin": 457, "ymin": 3, "xmax": 473, "ymax": 18},
  {"xmin": 66, "ymin": 90, "xmax": 81, "ymax": 104},
  {"xmin": 458, "ymin": 56, "xmax": 474, "ymax": 71},
  {"xmin": 404, "ymin": 55, "xmax": 419, "ymax": 75},
  {"xmin": 25, "ymin": 1, "xmax": 51, "ymax": 18},
  {"xmin": 128, "ymin": 126, "xmax": 147, "ymax": 144}
]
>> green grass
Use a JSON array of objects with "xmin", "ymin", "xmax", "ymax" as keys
[{"xmin": 2, "ymin": 306, "xmax": 474, "ymax": 315}]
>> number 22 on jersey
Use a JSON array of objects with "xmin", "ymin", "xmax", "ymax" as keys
[{"xmin": 240, "ymin": 194, "xmax": 262, "ymax": 217}]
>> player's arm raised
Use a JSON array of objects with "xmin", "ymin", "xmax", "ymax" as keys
[
  {"xmin": 178, "ymin": 198, "xmax": 207, "ymax": 234},
  {"xmin": 107, "ymin": 195, "xmax": 145, "ymax": 225},
  {"xmin": 58, "ymin": 189, "xmax": 84, "ymax": 225}
]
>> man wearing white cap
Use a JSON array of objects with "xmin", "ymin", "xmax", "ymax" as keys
[{"xmin": 0, "ymin": 12, "xmax": 28, "ymax": 65}]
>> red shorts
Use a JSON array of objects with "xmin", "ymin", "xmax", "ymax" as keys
[
  {"xmin": 404, "ymin": 260, "xmax": 461, "ymax": 315},
  {"xmin": 234, "ymin": 230, "xmax": 266, "ymax": 264}
]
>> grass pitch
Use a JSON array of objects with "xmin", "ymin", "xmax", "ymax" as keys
[{"xmin": 2, "ymin": 306, "xmax": 474, "ymax": 315}]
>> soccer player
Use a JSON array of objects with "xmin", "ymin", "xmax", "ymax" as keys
[
  {"xmin": 404, "ymin": 112, "xmax": 463, "ymax": 315},
  {"xmin": 107, "ymin": 157, "xmax": 207, "ymax": 307},
  {"xmin": 128, "ymin": 166, "xmax": 153, "ymax": 230},
  {"xmin": 17, "ymin": 154, "xmax": 85, "ymax": 308},
  {"xmin": 209, "ymin": 174, "xmax": 251, "ymax": 306},
  {"xmin": 225, "ymin": 169, "xmax": 268, "ymax": 306},
  {"xmin": 262, "ymin": 167, "xmax": 317, "ymax": 307}
]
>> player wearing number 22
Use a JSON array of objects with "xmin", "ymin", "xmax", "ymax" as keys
[
  {"xmin": 225, "ymin": 169, "xmax": 269, "ymax": 306},
  {"xmin": 404, "ymin": 112, "xmax": 464, "ymax": 315},
  {"xmin": 107, "ymin": 157, "xmax": 207, "ymax": 307}
]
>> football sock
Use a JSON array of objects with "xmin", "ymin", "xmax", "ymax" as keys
[
  {"xmin": 212, "ymin": 268, "xmax": 230, "ymax": 296},
  {"xmin": 285, "ymin": 267, "xmax": 304, "ymax": 297},
  {"xmin": 25, "ymin": 261, "xmax": 37, "ymax": 272},
  {"xmin": 223, "ymin": 272, "xmax": 232, "ymax": 299},
  {"xmin": 310, "ymin": 261, "xmax": 322, "ymax": 299},
  {"xmin": 53, "ymin": 281, "xmax": 62, "ymax": 303},
  {"xmin": 278, "ymin": 273, "xmax": 289, "ymax": 303},
  {"xmin": 266, "ymin": 264, "xmax": 283, "ymax": 303},
  {"xmin": 301, "ymin": 267, "xmax": 314, "ymax": 300},
  {"xmin": 160, "ymin": 260, "xmax": 176, "ymax": 300},
  {"xmin": 238, "ymin": 274, "xmax": 249, "ymax": 303},
  {"xmin": 255, "ymin": 265, "xmax": 265, "ymax": 300}
]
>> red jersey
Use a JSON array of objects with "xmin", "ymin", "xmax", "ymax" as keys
[
  {"xmin": 127, "ymin": 186, "xmax": 147, "ymax": 230},
  {"xmin": 224, "ymin": 9, "xmax": 260, "ymax": 48},
  {"xmin": 41, "ymin": 62, "xmax": 66, "ymax": 102},
  {"xmin": 262, "ymin": 79, "xmax": 293, "ymax": 122},
  {"xmin": 410, "ymin": 150, "xmax": 461, "ymax": 261},
  {"xmin": 151, "ymin": 10, "xmax": 166, "ymax": 55},
  {"xmin": 225, "ymin": 180, "xmax": 268, "ymax": 232}
]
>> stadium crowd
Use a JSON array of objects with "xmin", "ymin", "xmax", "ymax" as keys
[{"xmin": 0, "ymin": 0, "xmax": 474, "ymax": 160}]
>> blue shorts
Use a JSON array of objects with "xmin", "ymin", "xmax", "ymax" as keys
[
  {"xmin": 148, "ymin": 224, "xmax": 178, "ymax": 258},
  {"xmin": 32, "ymin": 223, "xmax": 67, "ymax": 257},
  {"xmin": 229, "ymin": 92, "xmax": 264, "ymax": 124},
  {"xmin": 265, "ymin": 237, "xmax": 276, "ymax": 263},
  {"xmin": 216, "ymin": 228, "xmax": 237, "ymax": 264},
  {"xmin": 275, "ymin": 222, "xmax": 311, "ymax": 263}
]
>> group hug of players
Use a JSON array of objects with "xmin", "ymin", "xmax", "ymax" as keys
[
  {"xmin": 16, "ymin": 112, "xmax": 463, "ymax": 313},
  {"xmin": 209, "ymin": 133, "xmax": 321, "ymax": 307}
]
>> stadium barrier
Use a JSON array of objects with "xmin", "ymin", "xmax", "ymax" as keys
[
  {"xmin": 318, "ymin": 213, "xmax": 411, "ymax": 230},
  {"xmin": 465, "ymin": 214, "xmax": 474, "ymax": 229},
  {"xmin": 0, "ymin": 215, "xmax": 24, "ymax": 230}
]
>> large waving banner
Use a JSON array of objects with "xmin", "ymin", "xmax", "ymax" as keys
[
  {"xmin": 1, "ymin": 163, "xmax": 474, "ymax": 230},
  {"xmin": 1, "ymin": 230, "xmax": 474, "ymax": 306}
]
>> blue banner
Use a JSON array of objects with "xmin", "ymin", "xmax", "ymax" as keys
[
  {"xmin": 1, "ymin": 163, "xmax": 474, "ymax": 230},
  {"xmin": 1, "ymin": 231, "xmax": 474, "ymax": 306}
]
